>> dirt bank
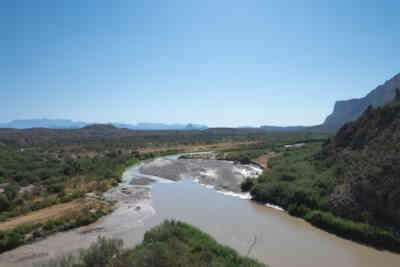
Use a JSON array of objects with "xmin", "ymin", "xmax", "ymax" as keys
[
  {"xmin": 0, "ymin": 155, "xmax": 262, "ymax": 266},
  {"xmin": 0, "ymin": 185, "xmax": 153, "ymax": 267},
  {"xmin": 252, "ymin": 152, "xmax": 281, "ymax": 169}
]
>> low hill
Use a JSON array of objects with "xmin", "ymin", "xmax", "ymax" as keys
[{"xmin": 0, "ymin": 119, "xmax": 88, "ymax": 129}]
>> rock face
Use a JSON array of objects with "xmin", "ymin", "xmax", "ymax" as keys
[
  {"xmin": 322, "ymin": 94, "xmax": 400, "ymax": 226},
  {"xmin": 323, "ymin": 72, "xmax": 400, "ymax": 128}
]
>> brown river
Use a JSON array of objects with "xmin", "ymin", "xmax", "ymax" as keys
[{"xmin": 1, "ymin": 154, "xmax": 400, "ymax": 267}]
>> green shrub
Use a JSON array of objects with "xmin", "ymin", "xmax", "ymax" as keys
[
  {"xmin": 80, "ymin": 236, "xmax": 123, "ymax": 266},
  {"xmin": 39, "ymin": 221, "xmax": 268, "ymax": 267},
  {"xmin": 0, "ymin": 194, "xmax": 11, "ymax": 212},
  {"xmin": 0, "ymin": 230, "xmax": 25, "ymax": 253},
  {"xmin": 241, "ymin": 178, "xmax": 256, "ymax": 192},
  {"xmin": 4, "ymin": 183, "xmax": 20, "ymax": 201},
  {"xmin": 47, "ymin": 183, "xmax": 65, "ymax": 194},
  {"xmin": 43, "ymin": 220, "xmax": 57, "ymax": 231},
  {"xmin": 288, "ymin": 204, "xmax": 309, "ymax": 217}
]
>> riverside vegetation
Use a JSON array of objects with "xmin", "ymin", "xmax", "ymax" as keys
[
  {"xmin": 39, "ymin": 220, "xmax": 267, "ymax": 267},
  {"xmin": 0, "ymin": 126, "xmax": 322, "ymax": 254},
  {"xmin": 214, "ymin": 134, "xmax": 327, "ymax": 165},
  {"xmin": 242, "ymin": 94, "xmax": 400, "ymax": 252},
  {"xmin": 0, "ymin": 145, "xmax": 178, "ymax": 253},
  {"xmin": 3, "ymin": 116, "xmax": 398, "ymax": 264}
]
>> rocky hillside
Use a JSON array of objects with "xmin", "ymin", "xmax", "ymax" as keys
[
  {"xmin": 321, "ymin": 89, "xmax": 400, "ymax": 227},
  {"xmin": 323, "ymin": 72, "xmax": 400, "ymax": 129}
]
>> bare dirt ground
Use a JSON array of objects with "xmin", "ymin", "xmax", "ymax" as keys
[
  {"xmin": 0, "ymin": 154, "xmax": 261, "ymax": 266},
  {"xmin": 138, "ymin": 141, "xmax": 258, "ymax": 153},
  {"xmin": 0, "ymin": 200, "xmax": 85, "ymax": 231},
  {"xmin": 252, "ymin": 152, "xmax": 281, "ymax": 169},
  {"xmin": 0, "ymin": 185, "xmax": 153, "ymax": 267}
]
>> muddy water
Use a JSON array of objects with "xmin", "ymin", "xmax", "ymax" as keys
[
  {"xmin": 1, "ymin": 155, "xmax": 400, "ymax": 267},
  {"xmin": 124, "ymin": 155, "xmax": 400, "ymax": 267},
  {"xmin": 146, "ymin": 180, "xmax": 400, "ymax": 267}
]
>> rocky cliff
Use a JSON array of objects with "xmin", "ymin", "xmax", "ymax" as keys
[
  {"xmin": 323, "ymin": 73, "xmax": 400, "ymax": 128},
  {"xmin": 321, "ymin": 91, "xmax": 400, "ymax": 227}
]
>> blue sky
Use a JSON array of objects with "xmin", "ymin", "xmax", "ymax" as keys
[{"xmin": 2, "ymin": 0, "xmax": 399, "ymax": 127}]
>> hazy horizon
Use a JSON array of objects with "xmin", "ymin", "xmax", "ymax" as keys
[
  {"xmin": 0, "ymin": 118, "xmax": 309, "ymax": 128},
  {"xmin": 3, "ymin": 1, "xmax": 399, "ymax": 127}
]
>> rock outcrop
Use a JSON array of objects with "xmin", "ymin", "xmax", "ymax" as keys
[
  {"xmin": 323, "ymin": 73, "xmax": 400, "ymax": 129},
  {"xmin": 322, "ymin": 92, "xmax": 400, "ymax": 226}
]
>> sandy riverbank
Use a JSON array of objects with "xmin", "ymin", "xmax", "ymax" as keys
[
  {"xmin": 0, "ymin": 185, "xmax": 154, "ymax": 267},
  {"xmin": 140, "ymin": 157, "xmax": 262, "ymax": 193},
  {"xmin": 0, "ymin": 155, "xmax": 262, "ymax": 266}
]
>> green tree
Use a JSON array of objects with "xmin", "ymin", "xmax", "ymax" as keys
[
  {"xmin": 4, "ymin": 183, "xmax": 20, "ymax": 201},
  {"xmin": 0, "ymin": 194, "xmax": 10, "ymax": 212}
]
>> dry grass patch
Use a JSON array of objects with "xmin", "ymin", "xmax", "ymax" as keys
[
  {"xmin": 139, "ymin": 141, "xmax": 258, "ymax": 153},
  {"xmin": 0, "ymin": 199, "xmax": 108, "ymax": 231},
  {"xmin": 252, "ymin": 152, "xmax": 281, "ymax": 169},
  {"xmin": 65, "ymin": 179, "xmax": 112, "ymax": 193}
]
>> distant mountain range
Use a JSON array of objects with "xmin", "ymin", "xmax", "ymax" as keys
[
  {"xmin": 0, "ymin": 119, "xmax": 313, "ymax": 132},
  {"xmin": 323, "ymin": 72, "xmax": 400, "ymax": 129},
  {"xmin": 0, "ymin": 119, "xmax": 316, "ymax": 132},
  {"xmin": 0, "ymin": 119, "xmax": 208, "ymax": 131},
  {"xmin": 0, "ymin": 119, "xmax": 88, "ymax": 129}
]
